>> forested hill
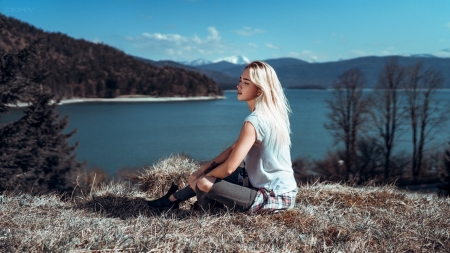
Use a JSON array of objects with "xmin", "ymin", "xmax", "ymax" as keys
[{"xmin": 0, "ymin": 15, "xmax": 222, "ymax": 99}]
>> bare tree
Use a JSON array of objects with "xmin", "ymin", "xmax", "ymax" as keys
[
  {"xmin": 355, "ymin": 136, "xmax": 383, "ymax": 184},
  {"xmin": 325, "ymin": 68, "xmax": 371, "ymax": 181},
  {"xmin": 404, "ymin": 62, "xmax": 447, "ymax": 178},
  {"xmin": 438, "ymin": 142, "xmax": 450, "ymax": 197},
  {"xmin": 312, "ymin": 150, "xmax": 348, "ymax": 182},
  {"xmin": 370, "ymin": 59, "xmax": 407, "ymax": 179}
]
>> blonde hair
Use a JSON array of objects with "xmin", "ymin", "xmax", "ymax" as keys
[{"xmin": 245, "ymin": 61, "xmax": 292, "ymax": 151}]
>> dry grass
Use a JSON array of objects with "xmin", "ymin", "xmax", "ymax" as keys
[{"xmin": 1, "ymin": 154, "xmax": 450, "ymax": 252}]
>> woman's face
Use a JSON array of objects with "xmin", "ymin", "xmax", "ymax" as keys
[{"xmin": 237, "ymin": 68, "xmax": 260, "ymax": 102}]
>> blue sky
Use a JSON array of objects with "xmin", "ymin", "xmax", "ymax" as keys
[{"xmin": 1, "ymin": 0, "xmax": 450, "ymax": 63}]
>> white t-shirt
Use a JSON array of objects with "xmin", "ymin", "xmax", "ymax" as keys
[{"xmin": 243, "ymin": 111, "xmax": 298, "ymax": 195}]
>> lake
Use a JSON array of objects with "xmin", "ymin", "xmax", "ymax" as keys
[{"xmin": 1, "ymin": 89, "xmax": 449, "ymax": 175}]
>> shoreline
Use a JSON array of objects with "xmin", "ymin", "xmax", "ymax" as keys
[{"xmin": 13, "ymin": 95, "xmax": 225, "ymax": 108}]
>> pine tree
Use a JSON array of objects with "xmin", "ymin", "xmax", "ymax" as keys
[
  {"xmin": 1, "ymin": 19, "xmax": 83, "ymax": 194},
  {"xmin": 0, "ymin": 37, "xmax": 40, "ymax": 114},
  {"xmin": 0, "ymin": 89, "xmax": 84, "ymax": 194}
]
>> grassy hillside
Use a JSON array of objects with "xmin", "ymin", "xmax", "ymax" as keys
[{"xmin": 1, "ymin": 155, "xmax": 449, "ymax": 252}]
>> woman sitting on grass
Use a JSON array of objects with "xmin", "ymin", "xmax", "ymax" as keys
[{"xmin": 147, "ymin": 60, "xmax": 298, "ymax": 214}]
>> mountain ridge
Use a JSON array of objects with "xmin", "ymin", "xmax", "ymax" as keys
[
  {"xmin": 172, "ymin": 55, "xmax": 450, "ymax": 89},
  {"xmin": 213, "ymin": 55, "xmax": 250, "ymax": 65}
]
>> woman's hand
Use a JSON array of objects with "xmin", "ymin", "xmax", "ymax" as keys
[
  {"xmin": 188, "ymin": 175, "xmax": 203, "ymax": 191},
  {"xmin": 188, "ymin": 174, "xmax": 198, "ymax": 184},
  {"xmin": 189, "ymin": 170, "xmax": 203, "ymax": 181},
  {"xmin": 187, "ymin": 165, "xmax": 207, "ymax": 190}
]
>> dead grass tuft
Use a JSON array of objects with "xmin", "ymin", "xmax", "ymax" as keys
[
  {"xmin": 1, "ymin": 154, "xmax": 450, "ymax": 252},
  {"xmin": 138, "ymin": 154, "xmax": 198, "ymax": 199}
]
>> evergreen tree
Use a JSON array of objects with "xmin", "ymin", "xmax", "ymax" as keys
[
  {"xmin": 0, "ymin": 36, "xmax": 40, "ymax": 114},
  {"xmin": 0, "ymin": 89, "xmax": 83, "ymax": 193},
  {"xmin": 0, "ymin": 20, "xmax": 83, "ymax": 194}
]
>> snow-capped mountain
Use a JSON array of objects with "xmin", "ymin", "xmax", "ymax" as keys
[
  {"xmin": 181, "ymin": 58, "xmax": 212, "ymax": 66},
  {"xmin": 181, "ymin": 55, "xmax": 250, "ymax": 66},
  {"xmin": 432, "ymin": 49, "xmax": 450, "ymax": 58},
  {"xmin": 403, "ymin": 49, "xmax": 450, "ymax": 59},
  {"xmin": 213, "ymin": 55, "xmax": 250, "ymax": 65}
]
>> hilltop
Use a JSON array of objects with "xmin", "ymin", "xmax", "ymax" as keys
[
  {"xmin": 0, "ymin": 15, "xmax": 222, "ymax": 99},
  {"xmin": 1, "ymin": 155, "xmax": 449, "ymax": 252}
]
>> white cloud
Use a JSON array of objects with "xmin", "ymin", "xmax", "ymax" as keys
[
  {"xmin": 125, "ymin": 27, "xmax": 253, "ymax": 60},
  {"xmin": 141, "ymin": 32, "xmax": 186, "ymax": 43},
  {"xmin": 266, "ymin": 43, "xmax": 279, "ymax": 50},
  {"xmin": 287, "ymin": 50, "xmax": 327, "ymax": 62},
  {"xmin": 233, "ymin": 26, "xmax": 265, "ymax": 36},
  {"xmin": 380, "ymin": 46, "xmax": 396, "ymax": 56},
  {"xmin": 287, "ymin": 52, "xmax": 301, "ymax": 58},
  {"xmin": 446, "ymin": 22, "xmax": 450, "ymax": 30},
  {"xmin": 248, "ymin": 43, "xmax": 258, "ymax": 48},
  {"xmin": 350, "ymin": 50, "xmax": 372, "ymax": 57},
  {"xmin": 300, "ymin": 50, "xmax": 319, "ymax": 62},
  {"xmin": 207, "ymin": 27, "xmax": 220, "ymax": 40}
]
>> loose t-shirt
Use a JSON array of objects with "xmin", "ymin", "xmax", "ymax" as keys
[{"xmin": 243, "ymin": 111, "xmax": 298, "ymax": 195}]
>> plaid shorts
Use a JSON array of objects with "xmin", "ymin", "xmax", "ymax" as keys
[{"xmin": 246, "ymin": 188, "xmax": 297, "ymax": 214}]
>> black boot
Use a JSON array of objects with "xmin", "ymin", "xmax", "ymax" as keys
[{"xmin": 147, "ymin": 183, "xmax": 180, "ymax": 211}]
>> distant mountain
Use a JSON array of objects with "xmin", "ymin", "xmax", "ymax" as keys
[
  {"xmin": 403, "ymin": 49, "xmax": 450, "ymax": 59},
  {"xmin": 0, "ymin": 14, "xmax": 222, "ymax": 99},
  {"xmin": 196, "ymin": 61, "xmax": 240, "ymax": 73},
  {"xmin": 213, "ymin": 55, "xmax": 250, "ymax": 65},
  {"xmin": 193, "ymin": 56, "xmax": 450, "ymax": 89},
  {"xmin": 426, "ymin": 48, "xmax": 450, "ymax": 58},
  {"xmin": 180, "ymin": 55, "xmax": 250, "ymax": 67},
  {"xmin": 264, "ymin": 57, "xmax": 310, "ymax": 68},
  {"xmin": 134, "ymin": 57, "xmax": 236, "ymax": 90},
  {"xmin": 181, "ymin": 58, "xmax": 212, "ymax": 66},
  {"xmin": 143, "ymin": 55, "xmax": 450, "ymax": 90},
  {"xmin": 431, "ymin": 49, "xmax": 450, "ymax": 58},
  {"xmin": 196, "ymin": 57, "xmax": 308, "ymax": 75},
  {"xmin": 283, "ymin": 56, "xmax": 450, "ymax": 89}
]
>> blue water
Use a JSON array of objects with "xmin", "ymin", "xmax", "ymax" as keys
[{"xmin": 1, "ymin": 90, "xmax": 449, "ymax": 174}]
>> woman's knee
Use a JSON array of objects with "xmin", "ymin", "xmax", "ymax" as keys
[{"xmin": 196, "ymin": 176, "xmax": 215, "ymax": 192}]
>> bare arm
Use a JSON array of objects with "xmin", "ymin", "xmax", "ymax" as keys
[
  {"xmin": 206, "ymin": 121, "xmax": 256, "ymax": 179},
  {"xmin": 191, "ymin": 142, "xmax": 237, "ymax": 178}
]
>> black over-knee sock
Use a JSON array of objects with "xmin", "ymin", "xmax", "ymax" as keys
[{"xmin": 172, "ymin": 185, "xmax": 196, "ymax": 202}]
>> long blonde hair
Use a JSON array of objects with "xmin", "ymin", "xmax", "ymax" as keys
[{"xmin": 245, "ymin": 61, "xmax": 292, "ymax": 151}]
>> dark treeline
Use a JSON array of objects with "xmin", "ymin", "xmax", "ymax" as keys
[
  {"xmin": 0, "ymin": 14, "xmax": 222, "ymax": 99},
  {"xmin": 294, "ymin": 59, "xmax": 450, "ymax": 196},
  {"xmin": 0, "ymin": 24, "xmax": 84, "ymax": 194}
]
